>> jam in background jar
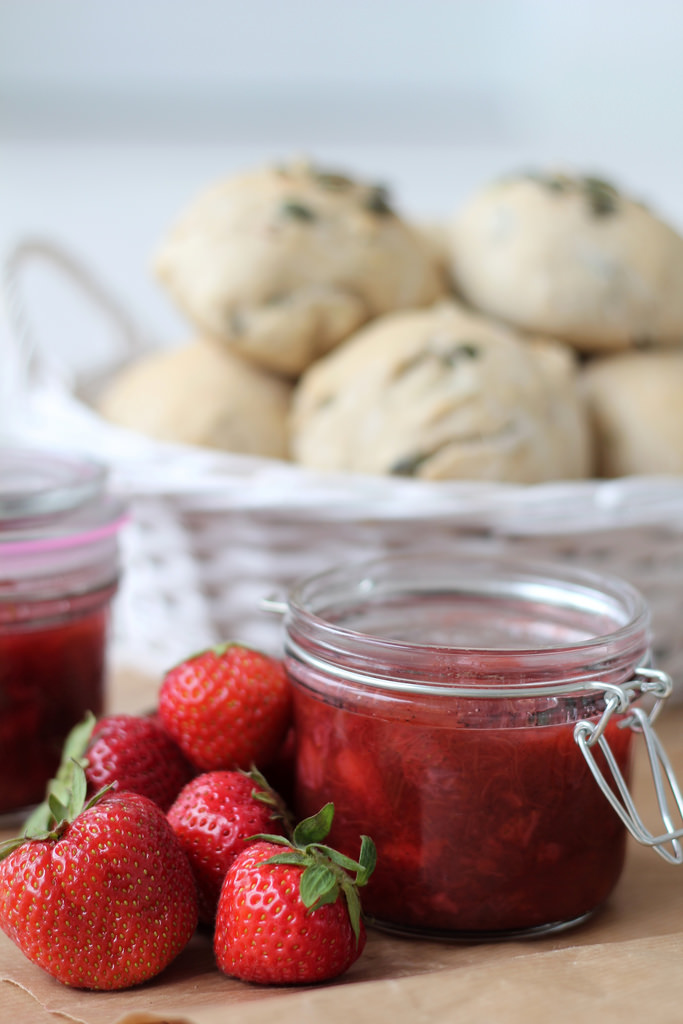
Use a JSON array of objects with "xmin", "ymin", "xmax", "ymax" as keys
[
  {"xmin": 0, "ymin": 447, "xmax": 125, "ymax": 818},
  {"xmin": 283, "ymin": 552, "xmax": 653, "ymax": 939}
]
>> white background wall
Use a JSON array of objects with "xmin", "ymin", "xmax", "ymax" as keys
[
  {"xmin": 2, "ymin": 0, "xmax": 683, "ymax": 368},
  {"xmin": 3, "ymin": 0, "xmax": 682, "ymax": 158}
]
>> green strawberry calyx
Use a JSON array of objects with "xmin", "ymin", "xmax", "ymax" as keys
[
  {"xmin": 0, "ymin": 711, "xmax": 112, "ymax": 861},
  {"xmin": 251, "ymin": 802, "xmax": 377, "ymax": 944},
  {"xmin": 242, "ymin": 765, "xmax": 295, "ymax": 833}
]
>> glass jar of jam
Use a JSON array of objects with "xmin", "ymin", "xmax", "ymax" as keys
[
  {"xmin": 0, "ymin": 447, "xmax": 126, "ymax": 820},
  {"xmin": 281, "ymin": 551, "xmax": 682, "ymax": 939}
]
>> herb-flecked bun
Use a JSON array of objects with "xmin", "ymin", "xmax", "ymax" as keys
[
  {"xmin": 290, "ymin": 300, "xmax": 593, "ymax": 482},
  {"xmin": 447, "ymin": 171, "xmax": 683, "ymax": 352},
  {"xmin": 153, "ymin": 159, "xmax": 448, "ymax": 377}
]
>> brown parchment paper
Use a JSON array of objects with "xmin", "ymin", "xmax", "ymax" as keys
[{"xmin": 2, "ymin": 668, "xmax": 683, "ymax": 1024}]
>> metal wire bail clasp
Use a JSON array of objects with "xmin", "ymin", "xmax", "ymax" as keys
[{"xmin": 575, "ymin": 668, "xmax": 683, "ymax": 864}]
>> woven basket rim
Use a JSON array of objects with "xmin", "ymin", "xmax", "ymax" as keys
[{"xmin": 9, "ymin": 364, "xmax": 683, "ymax": 534}]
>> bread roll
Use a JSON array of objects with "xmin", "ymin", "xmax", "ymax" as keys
[
  {"xmin": 98, "ymin": 337, "xmax": 291, "ymax": 458},
  {"xmin": 448, "ymin": 171, "xmax": 683, "ymax": 352},
  {"xmin": 290, "ymin": 300, "xmax": 593, "ymax": 482},
  {"xmin": 581, "ymin": 347, "xmax": 683, "ymax": 475},
  {"xmin": 153, "ymin": 159, "xmax": 448, "ymax": 376}
]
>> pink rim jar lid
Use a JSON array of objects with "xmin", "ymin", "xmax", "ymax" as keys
[{"xmin": 0, "ymin": 447, "xmax": 127, "ymax": 583}]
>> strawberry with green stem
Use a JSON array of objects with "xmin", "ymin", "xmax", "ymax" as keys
[
  {"xmin": 167, "ymin": 766, "xmax": 289, "ymax": 924},
  {"xmin": 0, "ymin": 716, "xmax": 198, "ymax": 990},
  {"xmin": 214, "ymin": 802, "xmax": 377, "ymax": 985}
]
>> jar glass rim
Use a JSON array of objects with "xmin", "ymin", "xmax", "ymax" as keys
[
  {"xmin": 0, "ymin": 447, "xmax": 126, "ymax": 585},
  {"xmin": 283, "ymin": 551, "xmax": 651, "ymax": 696},
  {"xmin": 0, "ymin": 447, "xmax": 107, "ymax": 522}
]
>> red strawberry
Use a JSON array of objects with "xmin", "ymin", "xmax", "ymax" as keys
[
  {"xmin": 158, "ymin": 643, "xmax": 292, "ymax": 772},
  {"xmin": 0, "ymin": 723, "xmax": 198, "ymax": 990},
  {"xmin": 86, "ymin": 712, "xmax": 195, "ymax": 810},
  {"xmin": 214, "ymin": 803, "xmax": 376, "ymax": 985},
  {"xmin": 167, "ymin": 768, "xmax": 287, "ymax": 923}
]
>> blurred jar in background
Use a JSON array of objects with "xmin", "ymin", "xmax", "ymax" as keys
[{"xmin": 0, "ymin": 448, "xmax": 125, "ymax": 820}]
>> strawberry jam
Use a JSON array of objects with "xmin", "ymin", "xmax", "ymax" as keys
[
  {"xmin": 0, "ymin": 594, "xmax": 113, "ymax": 814},
  {"xmin": 292, "ymin": 682, "xmax": 632, "ymax": 935},
  {"xmin": 283, "ymin": 553, "xmax": 655, "ymax": 938},
  {"xmin": 0, "ymin": 448, "xmax": 124, "ymax": 818}
]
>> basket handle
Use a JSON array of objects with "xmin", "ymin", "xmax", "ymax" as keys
[{"xmin": 2, "ymin": 237, "xmax": 148, "ymax": 394}]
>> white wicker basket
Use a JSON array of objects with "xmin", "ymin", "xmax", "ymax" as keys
[{"xmin": 4, "ymin": 240, "xmax": 683, "ymax": 697}]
